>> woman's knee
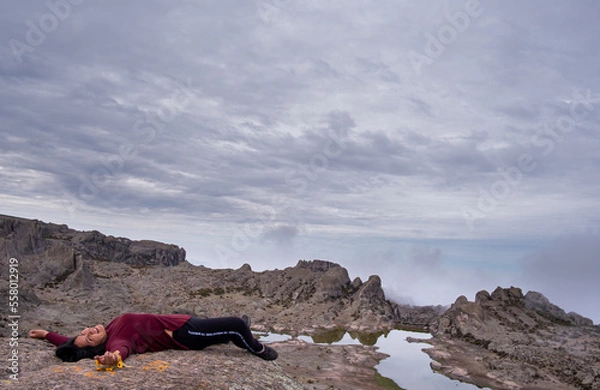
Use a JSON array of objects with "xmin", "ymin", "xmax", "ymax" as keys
[{"xmin": 227, "ymin": 317, "xmax": 247, "ymax": 331}]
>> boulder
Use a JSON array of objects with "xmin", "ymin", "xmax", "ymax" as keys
[
  {"xmin": 313, "ymin": 266, "xmax": 351, "ymax": 302},
  {"xmin": 357, "ymin": 275, "xmax": 385, "ymax": 306},
  {"xmin": 62, "ymin": 261, "xmax": 95, "ymax": 291}
]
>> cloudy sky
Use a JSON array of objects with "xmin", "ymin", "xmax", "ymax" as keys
[{"xmin": 1, "ymin": 0, "xmax": 599, "ymax": 323}]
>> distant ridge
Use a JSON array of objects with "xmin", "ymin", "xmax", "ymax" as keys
[{"xmin": 0, "ymin": 214, "xmax": 186, "ymax": 266}]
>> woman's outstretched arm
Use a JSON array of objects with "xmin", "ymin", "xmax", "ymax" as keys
[
  {"xmin": 29, "ymin": 329, "xmax": 70, "ymax": 346},
  {"xmin": 29, "ymin": 329, "xmax": 48, "ymax": 339}
]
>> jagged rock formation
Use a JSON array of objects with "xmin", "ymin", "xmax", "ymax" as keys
[
  {"xmin": 524, "ymin": 290, "xmax": 594, "ymax": 327},
  {"xmin": 0, "ymin": 214, "xmax": 187, "ymax": 329},
  {"xmin": 175, "ymin": 259, "xmax": 404, "ymax": 332},
  {"xmin": 0, "ymin": 214, "xmax": 185, "ymax": 287},
  {"xmin": 213, "ymin": 260, "xmax": 442, "ymax": 331},
  {"xmin": 1, "ymin": 214, "xmax": 185, "ymax": 266},
  {"xmin": 431, "ymin": 286, "xmax": 594, "ymax": 343},
  {"xmin": 425, "ymin": 286, "xmax": 600, "ymax": 390}
]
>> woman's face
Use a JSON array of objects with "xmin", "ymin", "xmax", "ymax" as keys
[{"xmin": 74, "ymin": 325, "xmax": 107, "ymax": 347}]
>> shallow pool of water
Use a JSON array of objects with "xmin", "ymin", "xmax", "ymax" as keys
[{"xmin": 260, "ymin": 330, "xmax": 489, "ymax": 390}]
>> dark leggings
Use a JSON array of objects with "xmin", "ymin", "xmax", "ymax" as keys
[{"xmin": 172, "ymin": 317, "xmax": 263, "ymax": 354}]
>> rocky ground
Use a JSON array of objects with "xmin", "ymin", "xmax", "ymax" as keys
[
  {"xmin": 2, "ymin": 215, "xmax": 599, "ymax": 389},
  {"xmin": 1, "ymin": 259, "xmax": 400, "ymax": 390},
  {"xmin": 1, "ymin": 335, "xmax": 393, "ymax": 390}
]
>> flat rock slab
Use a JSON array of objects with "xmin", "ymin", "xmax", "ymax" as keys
[
  {"xmin": 2, "ymin": 338, "xmax": 301, "ymax": 389},
  {"xmin": 1, "ymin": 336, "xmax": 391, "ymax": 389}
]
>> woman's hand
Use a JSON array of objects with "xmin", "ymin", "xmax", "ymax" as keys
[
  {"xmin": 94, "ymin": 350, "xmax": 121, "ymax": 366},
  {"xmin": 29, "ymin": 329, "xmax": 49, "ymax": 339}
]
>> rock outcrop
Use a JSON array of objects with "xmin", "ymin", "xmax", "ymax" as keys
[
  {"xmin": 0, "ymin": 214, "xmax": 186, "ymax": 291},
  {"xmin": 524, "ymin": 290, "xmax": 594, "ymax": 327},
  {"xmin": 194, "ymin": 259, "xmax": 406, "ymax": 332},
  {"xmin": 0, "ymin": 214, "xmax": 188, "ymax": 327},
  {"xmin": 0, "ymin": 214, "xmax": 186, "ymax": 270},
  {"xmin": 426, "ymin": 286, "xmax": 600, "ymax": 390},
  {"xmin": 431, "ymin": 286, "xmax": 594, "ymax": 341}
]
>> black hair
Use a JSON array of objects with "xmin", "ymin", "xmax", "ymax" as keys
[{"xmin": 55, "ymin": 337, "xmax": 106, "ymax": 362}]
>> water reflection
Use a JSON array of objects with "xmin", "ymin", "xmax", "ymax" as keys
[
  {"xmin": 375, "ymin": 330, "xmax": 490, "ymax": 390},
  {"xmin": 308, "ymin": 328, "xmax": 385, "ymax": 346},
  {"xmin": 260, "ymin": 329, "xmax": 489, "ymax": 390}
]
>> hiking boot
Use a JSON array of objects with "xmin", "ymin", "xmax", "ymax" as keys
[
  {"xmin": 241, "ymin": 315, "xmax": 251, "ymax": 328},
  {"xmin": 255, "ymin": 344, "xmax": 278, "ymax": 361}
]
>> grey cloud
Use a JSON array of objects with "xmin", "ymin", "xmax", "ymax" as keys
[
  {"xmin": 494, "ymin": 102, "xmax": 542, "ymax": 122},
  {"xmin": 261, "ymin": 224, "xmax": 300, "ymax": 245},
  {"xmin": 409, "ymin": 245, "xmax": 443, "ymax": 269},
  {"xmin": 407, "ymin": 97, "xmax": 433, "ymax": 117}
]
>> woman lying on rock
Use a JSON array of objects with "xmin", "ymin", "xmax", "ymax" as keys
[{"xmin": 29, "ymin": 313, "xmax": 278, "ymax": 364}]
